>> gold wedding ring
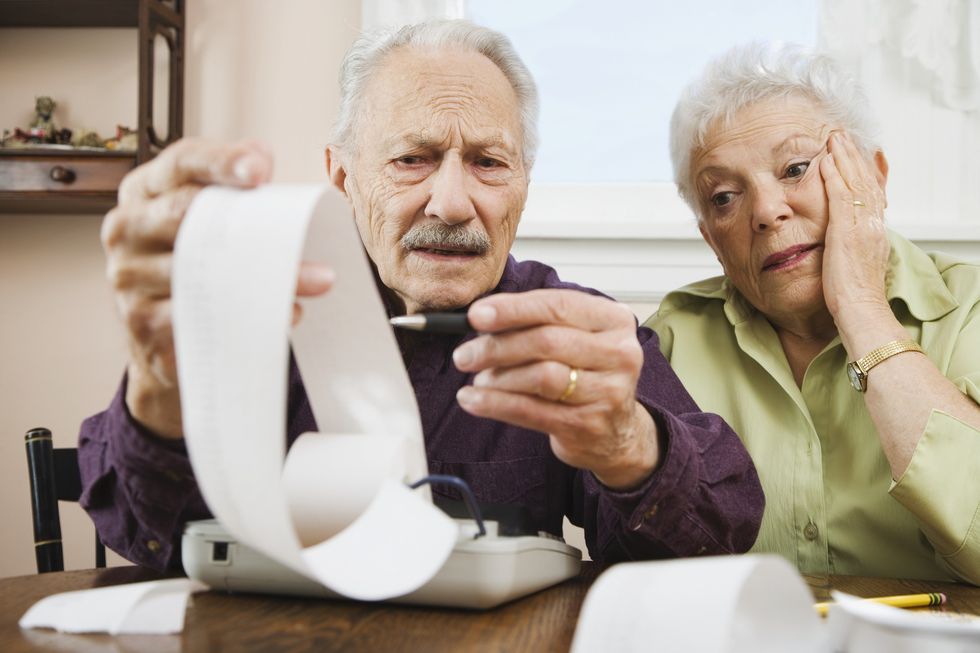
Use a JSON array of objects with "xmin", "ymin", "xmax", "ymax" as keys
[
  {"xmin": 852, "ymin": 199, "xmax": 866, "ymax": 207},
  {"xmin": 558, "ymin": 367, "xmax": 580, "ymax": 403}
]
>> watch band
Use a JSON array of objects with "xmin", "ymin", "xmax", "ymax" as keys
[
  {"xmin": 855, "ymin": 340, "xmax": 924, "ymax": 374},
  {"xmin": 847, "ymin": 340, "xmax": 924, "ymax": 392}
]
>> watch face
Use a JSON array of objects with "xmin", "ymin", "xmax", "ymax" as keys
[{"xmin": 846, "ymin": 363, "xmax": 864, "ymax": 391}]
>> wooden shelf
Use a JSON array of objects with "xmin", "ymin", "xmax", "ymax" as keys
[
  {"xmin": 0, "ymin": 148, "xmax": 136, "ymax": 213},
  {"xmin": 0, "ymin": 0, "xmax": 138, "ymax": 27},
  {"xmin": 0, "ymin": 0, "xmax": 184, "ymax": 214}
]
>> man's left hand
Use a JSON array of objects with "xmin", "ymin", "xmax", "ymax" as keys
[{"xmin": 452, "ymin": 289, "xmax": 660, "ymax": 490}]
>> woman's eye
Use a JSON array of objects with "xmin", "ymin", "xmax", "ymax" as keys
[
  {"xmin": 711, "ymin": 191, "xmax": 735, "ymax": 208},
  {"xmin": 785, "ymin": 161, "xmax": 810, "ymax": 179},
  {"xmin": 397, "ymin": 156, "xmax": 423, "ymax": 165},
  {"xmin": 475, "ymin": 157, "xmax": 502, "ymax": 169}
]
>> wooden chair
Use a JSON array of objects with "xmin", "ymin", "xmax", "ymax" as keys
[{"xmin": 24, "ymin": 427, "xmax": 106, "ymax": 573}]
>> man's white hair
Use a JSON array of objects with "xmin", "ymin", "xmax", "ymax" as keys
[
  {"xmin": 670, "ymin": 43, "xmax": 880, "ymax": 219},
  {"xmin": 332, "ymin": 19, "xmax": 539, "ymax": 167}
]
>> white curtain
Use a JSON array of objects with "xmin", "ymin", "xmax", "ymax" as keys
[
  {"xmin": 819, "ymin": 0, "xmax": 980, "ymax": 227},
  {"xmin": 361, "ymin": 0, "xmax": 463, "ymax": 32}
]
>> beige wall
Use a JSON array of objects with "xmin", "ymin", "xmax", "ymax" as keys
[{"xmin": 0, "ymin": 0, "xmax": 361, "ymax": 579}]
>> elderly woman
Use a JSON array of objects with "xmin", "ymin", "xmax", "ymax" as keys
[{"xmin": 646, "ymin": 44, "xmax": 980, "ymax": 584}]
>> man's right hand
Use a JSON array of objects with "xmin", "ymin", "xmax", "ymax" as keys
[{"xmin": 101, "ymin": 139, "xmax": 333, "ymax": 439}]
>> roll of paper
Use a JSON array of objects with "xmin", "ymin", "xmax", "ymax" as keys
[{"xmin": 172, "ymin": 184, "xmax": 456, "ymax": 601}]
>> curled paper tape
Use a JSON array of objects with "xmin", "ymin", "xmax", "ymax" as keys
[
  {"xmin": 173, "ymin": 184, "xmax": 456, "ymax": 600},
  {"xmin": 571, "ymin": 555, "xmax": 826, "ymax": 653}
]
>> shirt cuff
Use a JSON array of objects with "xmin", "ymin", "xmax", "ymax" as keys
[
  {"xmin": 596, "ymin": 398, "xmax": 727, "ymax": 556},
  {"xmin": 105, "ymin": 377, "xmax": 196, "ymax": 483},
  {"xmin": 890, "ymin": 409, "xmax": 980, "ymax": 583},
  {"xmin": 98, "ymin": 377, "xmax": 200, "ymax": 568}
]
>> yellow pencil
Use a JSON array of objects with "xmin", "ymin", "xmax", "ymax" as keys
[{"xmin": 814, "ymin": 592, "xmax": 946, "ymax": 617}]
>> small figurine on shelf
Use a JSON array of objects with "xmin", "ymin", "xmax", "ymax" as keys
[
  {"xmin": 9, "ymin": 127, "xmax": 35, "ymax": 146},
  {"xmin": 72, "ymin": 129, "xmax": 105, "ymax": 149},
  {"xmin": 1, "ymin": 97, "xmax": 130, "ymax": 150},
  {"xmin": 104, "ymin": 125, "xmax": 138, "ymax": 151},
  {"xmin": 3, "ymin": 96, "xmax": 73, "ymax": 147},
  {"xmin": 29, "ymin": 96, "xmax": 58, "ymax": 141},
  {"xmin": 27, "ymin": 96, "xmax": 71, "ymax": 144}
]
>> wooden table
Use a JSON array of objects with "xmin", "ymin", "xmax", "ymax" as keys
[{"xmin": 2, "ymin": 564, "xmax": 978, "ymax": 652}]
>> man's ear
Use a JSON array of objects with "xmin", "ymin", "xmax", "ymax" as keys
[
  {"xmin": 325, "ymin": 145, "xmax": 349, "ymax": 198},
  {"xmin": 873, "ymin": 149, "xmax": 889, "ymax": 207}
]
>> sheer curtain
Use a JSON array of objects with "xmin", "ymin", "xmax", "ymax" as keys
[
  {"xmin": 819, "ymin": 0, "xmax": 980, "ymax": 230},
  {"xmin": 361, "ymin": 0, "xmax": 462, "ymax": 32}
]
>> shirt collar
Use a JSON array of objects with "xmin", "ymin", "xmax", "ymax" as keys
[
  {"xmin": 493, "ymin": 255, "xmax": 522, "ymax": 293},
  {"xmin": 885, "ymin": 229, "xmax": 958, "ymax": 321}
]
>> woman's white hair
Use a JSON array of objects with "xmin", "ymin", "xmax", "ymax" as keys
[
  {"xmin": 670, "ymin": 42, "xmax": 879, "ymax": 219},
  {"xmin": 331, "ymin": 19, "xmax": 539, "ymax": 167}
]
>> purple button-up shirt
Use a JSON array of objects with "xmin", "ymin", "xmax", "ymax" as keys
[{"xmin": 79, "ymin": 256, "xmax": 763, "ymax": 571}]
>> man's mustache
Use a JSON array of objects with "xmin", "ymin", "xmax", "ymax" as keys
[{"xmin": 400, "ymin": 223, "xmax": 491, "ymax": 254}]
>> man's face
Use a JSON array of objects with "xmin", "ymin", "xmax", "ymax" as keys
[{"xmin": 333, "ymin": 47, "xmax": 529, "ymax": 314}]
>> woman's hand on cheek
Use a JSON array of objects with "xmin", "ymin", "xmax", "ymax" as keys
[{"xmin": 819, "ymin": 131, "xmax": 891, "ymax": 331}]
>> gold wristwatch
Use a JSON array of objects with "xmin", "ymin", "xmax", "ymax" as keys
[{"xmin": 846, "ymin": 340, "xmax": 924, "ymax": 392}]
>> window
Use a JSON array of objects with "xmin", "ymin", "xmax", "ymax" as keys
[
  {"xmin": 467, "ymin": 1, "xmax": 818, "ymax": 185},
  {"xmin": 462, "ymin": 1, "xmax": 819, "ymax": 298},
  {"xmin": 361, "ymin": 1, "xmax": 978, "ymax": 301}
]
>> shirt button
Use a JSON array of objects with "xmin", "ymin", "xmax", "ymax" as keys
[
  {"xmin": 146, "ymin": 539, "xmax": 161, "ymax": 553},
  {"xmin": 803, "ymin": 523, "xmax": 819, "ymax": 541}
]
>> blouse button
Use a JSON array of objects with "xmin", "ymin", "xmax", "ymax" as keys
[{"xmin": 803, "ymin": 523, "xmax": 819, "ymax": 541}]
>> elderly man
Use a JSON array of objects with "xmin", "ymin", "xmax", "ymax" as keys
[{"xmin": 79, "ymin": 20, "xmax": 762, "ymax": 571}]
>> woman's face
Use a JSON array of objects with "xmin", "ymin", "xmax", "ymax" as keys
[{"xmin": 692, "ymin": 94, "xmax": 836, "ymax": 323}]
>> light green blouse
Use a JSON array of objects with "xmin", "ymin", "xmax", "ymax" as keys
[{"xmin": 646, "ymin": 231, "xmax": 980, "ymax": 583}]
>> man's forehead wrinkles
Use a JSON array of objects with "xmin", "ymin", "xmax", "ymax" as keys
[
  {"xmin": 428, "ymin": 94, "xmax": 476, "ymax": 114},
  {"xmin": 384, "ymin": 87, "xmax": 510, "ymax": 125},
  {"xmin": 376, "ymin": 64, "xmax": 467, "ymax": 97},
  {"xmin": 414, "ymin": 68, "xmax": 483, "ymax": 83},
  {"xmin": 358, "ymin": 48, "xmax": 524, "ymax": 163},
  {"xmin": 378, "ymin": 102, "xmax": 518, "ymax": 149},
  {"xmin": 384, "ymin": 127, "xmax": 517, "ymax": 155}
]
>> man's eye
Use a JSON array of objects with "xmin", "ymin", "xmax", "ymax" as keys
[
  {"xmin": 785, "ymin": 161, "xmax": 810, "ymax": 179},
  {"xmin": 475, "ymin": 157, "xmax": 502, "ymax": 169},
  {"xmin": 396, "ymin": 156, "xmax": 425, "ymax": 166},
  {"xmin": 711, "ymin": 191, "xmax": 735, "ymax": 208}
]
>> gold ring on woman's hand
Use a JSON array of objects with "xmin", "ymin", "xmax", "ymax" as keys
[
  {"xmin": 558, "ymin": 367, "xmax": 580, "ymax": 403},
  {"xmin": 852, "ymin": 199, "xmax": 866, "ymax": 207}
]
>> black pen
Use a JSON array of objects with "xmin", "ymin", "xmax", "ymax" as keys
[{"xmin": 389, "ymin": 313, "xmax": 472, "ymax": 334}]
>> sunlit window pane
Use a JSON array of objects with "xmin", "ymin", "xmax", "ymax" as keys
[{"xmin": 467, "ymin": 1, "xmax": 818, "ymax": 182}]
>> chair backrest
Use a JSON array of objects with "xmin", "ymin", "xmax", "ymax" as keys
[{"xmin": 24, "ymin": 427, "xmax": 107, "ymax": 573}]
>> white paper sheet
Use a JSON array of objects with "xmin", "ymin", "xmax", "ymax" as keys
[
  {"xmin": 171, "ymin": 184, "xmax": 456, "ymax": 600},
  {"xmin": 19, "ymin": 579, "xmax": 207, "ymax": 635},
  {"xmin": 570, "ymin": 555, "xmax": 827, "ymax": 653}
]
